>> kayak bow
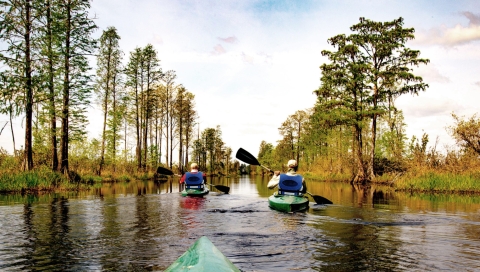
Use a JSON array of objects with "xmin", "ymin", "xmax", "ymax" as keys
[{"xmin": 165, "ymin": 236, "xmax": 240, "ymax": 272}]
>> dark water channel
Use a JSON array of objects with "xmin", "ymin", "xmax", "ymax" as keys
[{"xmin": 1, "ymin": 175, "xmax": 480, "ymax": 271}]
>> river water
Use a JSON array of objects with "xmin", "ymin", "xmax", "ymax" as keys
[{"xmin": 1, "ymin": 175, "xmax": 480, "ymax": 271}]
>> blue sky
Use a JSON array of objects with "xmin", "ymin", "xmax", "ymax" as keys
[{"xmin": 1, "ymin": 0, "xmax": 480, "ymax": 161}]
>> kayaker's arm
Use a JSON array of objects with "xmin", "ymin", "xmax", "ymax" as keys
[{"xmin": 267, "ymin": 171, "xmax": 281, "ymax": 189}]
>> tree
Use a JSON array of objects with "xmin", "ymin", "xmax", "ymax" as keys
[
  {"xmin": 203, "ymin": 127, "xmax": 217, "ymax": 173},
  {"xmin": 258, "ymin": 140, "xmax": 275, "ymax": 174},
  {"xmin": 37, "ymin": 0, "xmax": 63, "ymax": 171},
  {"xmin": 315, "ymin": 17, "xmax": 429, "ymax": 183},
  {"xmin": 141, "ymin": 44, "xmax": 162, "ymax": 171},
  {"xmin": 125, "ymin": 47, "xmax": 143, "ymax": 170},
  {"xmin": 57, "ymin": 0, "xmax": 97, "ymax": 175},
  {"xmin": 175, "ymin": 87, "xmax": 196, "ymax": 172},
  {"xmin": 0, "ymin": 0, "xmax": 42, "ymax": 170},
  {"xmin": 0, "ymin": 73, "xmax": 22, "ymax": 155},
  {"xmin": 95, "ymin": 26, "xmax": 122, "ymax": 175},
  {"xmin": 450, "ymin": 113, "xmax": 480, "ymax": 155},
  {"xmin": 161, "ymin": 70, "xmax": 176, "ymax": 168}
]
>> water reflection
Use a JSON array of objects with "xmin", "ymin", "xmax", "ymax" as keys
[{"xmin": 1, "ymin": 177, "xmax": 480, "ymax": 271}]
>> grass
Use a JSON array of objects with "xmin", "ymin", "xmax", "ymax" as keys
[
  {"xmin": 303, "ymin": 171, "xmax": 351, "ymax": 183},
  {"xmin": 395, "ymin": 171, "xmax": 480, "ymax": 193},
  {"xmin": 0, "ymin": 166, "xmax": 92, "ymax": 193}
]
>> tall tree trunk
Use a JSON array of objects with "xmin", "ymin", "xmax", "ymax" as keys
[
  {"xmin": 178, "ymin": 93, "xmax": 183, "ymax": 172},
  {"xmin": 135, "ymin": 84, "xmax": 141, "ymax": 170},
  {"xmin": 352, "ymin": 124, "xmax": 366, "ymax": 183},
  {"xmin": 24, "ymin": 0, "xmax": 34, "ymax": 171},
  {"xmin": 124, "ymin": 116, "xmax": 127, "ymax": 162},
  {"xmin": 9, "ymin": 108, "xmax": 16, "ymax": 154},
  {"xmin": 185, "ymin": 108, "xmax": 190, "ymax": 171},
  {"xmin": 143, "ymin": 82, "xmax": 149, "ymax": 172},
  {"xmin": 46, "ymin": 0, "xmax": 58, "ymax": 171},
  {"xmin": 60, "ymin": 1, "xmax": 71, "ymax": 175},
  {"xmin": 112, "ymin": 74, "xmax": 117, "ymax": 169},
  {"xmin": 367, "ymin": 85, "xmax": 378, "ymax": 181},
  {"xmin": 169, "ymin": 113, "xmax": 173, "ymax": 169},
  {"xmin": 165, "ymin": 87, "xmax": 170, "ymax": 167},
  {"xmin": 99, "ymin": 44, "xmax": 112, "ymax": 176},
  {"xmin": 296, "ymin": 122, "xmax": 300, "ymax": 164}
]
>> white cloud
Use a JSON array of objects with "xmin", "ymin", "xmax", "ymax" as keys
[
  {"xmin": 211, "ymin": 44, "xmax": 227, "ymax": 55},
  {"xmin": 150, "ymin": 34, "xmax": 163, "ymax": 45},
  {"xmin": 413, "ymin": 64, "xmax": 450, "ymax": 83},
  {"xmin": 218, "ymin": 36, "xmax": 239, "ymax": 44},
  {"xmin": 414, "ymin": 12, "xmax": 480, "ymax": 47},
  {"xmin": 241, "ymin": 52, "xmax": 254, "ymax": 64}
]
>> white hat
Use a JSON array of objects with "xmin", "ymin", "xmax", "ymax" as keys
[{"xmin": 287, "ymin": 159, "xmax": 297, "ymax": 168}]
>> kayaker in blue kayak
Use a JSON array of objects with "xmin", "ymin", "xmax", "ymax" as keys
[
  {"xmin": 267, "ymin": 159, "xmax": 307, "ymax": 194},
  {"xmin": 180, "ymin": 163, "xmax": 206, "ymax": 184}
]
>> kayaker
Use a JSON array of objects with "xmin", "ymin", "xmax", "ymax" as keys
[
  {"xmin": 267, "ymin": 159, "xmax": 307, "ymax": 194},
  {"xmin": 180, "ymin": 163, "xmax": 206, "ymax": 184}
]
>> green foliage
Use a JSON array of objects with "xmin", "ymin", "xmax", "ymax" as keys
[
  {"xmin": 396, "ymin": 172, "xmax": 480, "ymax": 193},
  {"xmin": 310, "ymin": 17, "xmax": 429, "ymax": 182},
  {"xmin": 95, "ymin": 26, "xmax": 124, "ymax": 173},
  {"xmin": 0, "ymin": 166, "xmax": 66, "ymax": 192},
  {"xmin": 449, "ymin": 113, "xmax": 480, "ymax": 155},
  {"xmin": 257, "ymin": 141, "xmax": 277, "ymax": 173}
]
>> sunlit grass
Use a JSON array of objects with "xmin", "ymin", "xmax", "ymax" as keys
[
  {"xmin": 0, "ymin": 166, "xmax": 93, "ymax": 192},
  {"xmin": 395, "ymin": 171, "xmax": 480, "ymax": 193},
  {"xmin": 0, "ymin": 167, "xmax": 63, "ymax": 192},
  {"xmin": 303, "ymin": 171, "xmax": 351, "ymax": 183}
]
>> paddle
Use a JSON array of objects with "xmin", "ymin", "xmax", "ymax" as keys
[
  {"xmin": 206, "ymin": 183, "xmax": 230, "ymax": 194},
  {"xmin": 235, "ymin": 147, "xmax": 333, "ymax": 205},
  {"xmin": 235, "ymin": 148, "xmax": 274, "ymax": 174},
  {"xmin": 157, "ymin": 166, "xmax": 174, "ymax": 175},
  {"xmin": 305, "ymin": 191, "xmax": 333, "ymax": 205}
]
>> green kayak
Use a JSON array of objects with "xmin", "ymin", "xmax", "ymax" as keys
[
  {"xmin": 181, "ymin": 187, "xmax": 209, "ymax": 197},
  {"xmin": 268, "ymin": 193, "xmax": 309, "ymax": 213},
  {"xmin": 165, "ymin": 236, "xmax": 240, "ymax": 272}
]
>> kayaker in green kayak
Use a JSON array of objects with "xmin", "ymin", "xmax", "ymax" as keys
[
  {"xmin": 180, "ymin": 163, "xmax": 206, "ymax": 185},
  {"xmin": 267, "ymin": 159, "xmax": 307, "ymax": 195}
]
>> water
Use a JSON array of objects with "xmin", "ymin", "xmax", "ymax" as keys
[{"xmin": 1, "ymin": 175, "xmax": 480, "ymax": 271}]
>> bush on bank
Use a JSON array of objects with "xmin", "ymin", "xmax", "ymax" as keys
[{"xmin": 0, "ymin": 166, "xmax": 92, "ymax": 193}]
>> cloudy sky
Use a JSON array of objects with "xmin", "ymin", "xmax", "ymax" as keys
[{"xmin": 1, "ymin": 0, "xmax": 480, "ymax": 161}]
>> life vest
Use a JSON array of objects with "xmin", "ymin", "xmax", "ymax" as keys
[
  {"xmin": 278, "ymin": 174, "xmax": 303, "ymax": 196},
  {"xmin": 185, "ymin": 172, "xmax": 205, "ymax": 189}
]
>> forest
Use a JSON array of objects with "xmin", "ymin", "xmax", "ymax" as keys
[
  {"xmin": 0, "ymin": 0, "xmax": 237, "ymax": 192},
  {"xmin": 1, "ymin": 1, "xmax": 480, "ymax": 193}
]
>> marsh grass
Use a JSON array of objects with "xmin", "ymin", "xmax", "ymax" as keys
[
  {"xmin": 303, "ymin": 171, "xmax": 351, "ymax": 183},
  {"xmin": 395, "ymin": 171, "xmax": 480, "ymax": 193},
  {"xmin": 0, "ymin": 166, "xmax": 93, "ymax": 193}
]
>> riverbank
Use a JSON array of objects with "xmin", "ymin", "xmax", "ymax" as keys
[
  {"xmin": 304, "ymin": 170, "xmax": 480, "ymax": 195},
  {"xmin": 2, "ymin": 167, "xmax": 480, "ymax": 194}
]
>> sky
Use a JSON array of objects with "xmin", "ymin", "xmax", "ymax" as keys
[{"xmin": 1, "ymin": 0, "xmax": 480, "ymax": 162}]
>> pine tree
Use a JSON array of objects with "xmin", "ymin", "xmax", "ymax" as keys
[
  {"xmin": 57, "ymin": 0, "xmax": 97, "ymax": 175},
  {"xmin": 95, "ymin": 26, "xmax": 122, "ymax": 175}
]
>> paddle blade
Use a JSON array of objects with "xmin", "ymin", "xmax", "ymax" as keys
[
  {"xmin": 213, "ymin": 185, "xmax": 230, "ymax": 194},
  {"xmin": 157, "ymin": 166, "xmax": 174, "ymax": 175},
  {"xmin": 311, "ymin": 194, "xmax": 333, "ymax": 205},
  {"xmin": 235, "ymin": 148, "xmax": 260, "ymax": 166}
]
